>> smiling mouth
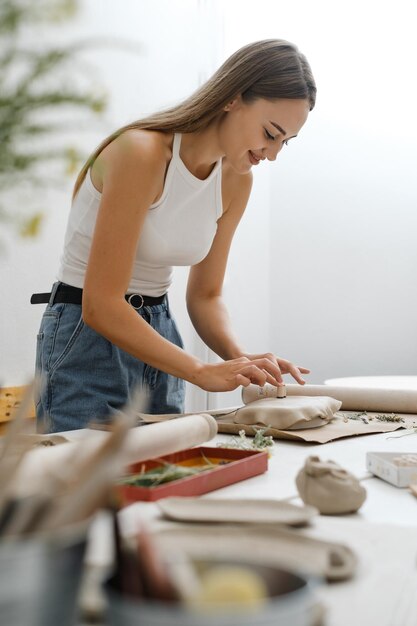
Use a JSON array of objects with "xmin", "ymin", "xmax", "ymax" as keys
[{"xmin": 249, "ymin": 151, "xmax": 261, "ymax": 165}]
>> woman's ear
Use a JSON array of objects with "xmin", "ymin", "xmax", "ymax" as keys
[{"xmin": 223, "ymin": 95, "xmax": 242, "ymax": 112}]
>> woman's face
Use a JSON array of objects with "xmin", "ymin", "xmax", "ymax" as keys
[{"xmin": 219, "ymin": 96, "xmax": 310, "ymax": 174}]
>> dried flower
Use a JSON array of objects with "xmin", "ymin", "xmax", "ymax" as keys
[
  {"xmin": 342, "ymin": 411, "xmax": 369, "ymax": 424},
  {"xmin": 341, "ymin": 411, "xmax": 404, "ymax": 424},
  {"xmin": 374, "ymin": 413, "xmax": 404, "ymax": 423},
  {"xmin": 218, "ymin": 427, "xmax": 274, "ymax": 455}
]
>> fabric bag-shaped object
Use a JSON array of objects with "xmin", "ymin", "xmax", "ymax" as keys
[
  {"xmin": 296, "ymin": 455, "xmax": 367, "ymax": 514},
  {"xmin": 233, "ymin": 396, "xmax": 342, "ymax": 430}
]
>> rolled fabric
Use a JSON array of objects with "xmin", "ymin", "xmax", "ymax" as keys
[
  {"xmin": 121, "ymin": 413, "xmax": 218, "ymax": 462},
  {"xmin": 11, "ymin": 414, "xmax": 218, "ymax": 497},
  {"xmin": 242, "ymin": 383, "xmax": 417, "ymax": 414},
  {"xmin": 295, "ymin": 455, "xmax": 367, "ymax": 515}
]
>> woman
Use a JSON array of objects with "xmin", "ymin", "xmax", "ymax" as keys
[{"xmin": 32, "ymin": 39, "xmax": 316, "ymax": 433}]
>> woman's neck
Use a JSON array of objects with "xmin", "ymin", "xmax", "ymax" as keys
[{"xmin": 179, "ymin": 123, "xmax": 223, "ymax": 179}]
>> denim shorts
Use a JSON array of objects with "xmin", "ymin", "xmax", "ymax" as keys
[{"xmin": 35, "ymin": 285, "xmax": 185, "ymax": 433}]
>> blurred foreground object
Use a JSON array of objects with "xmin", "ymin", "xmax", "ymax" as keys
[{"xmin": 0, "ymin": 381, "xmax": 142, "ymax": 625}]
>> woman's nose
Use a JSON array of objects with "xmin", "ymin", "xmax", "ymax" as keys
[{"xmin": 266, "ymin": 142, "xmax": 284, "ymax": 161}]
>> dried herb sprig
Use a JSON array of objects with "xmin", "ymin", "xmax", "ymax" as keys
[
  {"xmin": 374, "ymin": 413, "xmax": 404, "ymax": 423},
  {"xmin": 342, "ymin": 411, "xmax": 404, "ymax": 424},
  {"xmin": 342, "ymin": 411, "xmax": 369, "ymax": 424},
  {"xmin": 218, "ymin": 427, "xmax": 274, "ymax": 454},
  {"xmin": 119, "ymin": 456, "xmax": 218, "ymax": 488}
]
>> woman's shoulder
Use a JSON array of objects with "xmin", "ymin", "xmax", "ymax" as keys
[
  {"xmin": 114, "ymin": 129, "xmax": 173, "ymax": 157},
  {"xmin": 102, "ymin": 129, "xmax": 173, "ymax": 171},
  {"xmin": 92, "ymin": 130, "xmax": 173, "ymax": 191}
]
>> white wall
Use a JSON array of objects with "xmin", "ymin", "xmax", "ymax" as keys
[
  {"xmin": 220, "ymin": 0, "xmax": 417, "ymax": 386},
  {"xmin": 269, "ymin": 0, "xmax": 417, "ymax": 383}
]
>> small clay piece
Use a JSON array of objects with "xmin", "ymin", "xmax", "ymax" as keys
[{"xmin": 295, "ymin": 455, "xmax": 367, "ymax": 515}]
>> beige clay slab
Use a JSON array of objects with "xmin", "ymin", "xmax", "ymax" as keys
[
  {"xmin": 158, "ymin": 497, "xmax": 318, "ymax": 526},
  {"xmin": 154, "ymin": 523, "xmax": 357, "ymax": 582}
]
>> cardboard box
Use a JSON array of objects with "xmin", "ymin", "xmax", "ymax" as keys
[
  {"xmin": 117, "ymin": 446, "xmax": 268, "ymax": 503},
  {"xmin": 366, "ymin": 451, "xmax": 417, "ymax": 488}
]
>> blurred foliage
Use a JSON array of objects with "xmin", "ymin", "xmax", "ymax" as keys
[{"xmin": 0, "ymin": 0, "xmax": 107, "ymax": 239}]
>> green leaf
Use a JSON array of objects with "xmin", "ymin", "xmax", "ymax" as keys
[{"xmin": 18, "ymin": 212, "xmax": 44, "ymax": 238}]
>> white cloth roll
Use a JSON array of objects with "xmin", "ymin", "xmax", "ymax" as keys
[
  {"xmin": 122, "ymin": 413, "xmax": 218, "ymax": 462},
  {"xmin": 11, "ymin": 414, "xmax": 218, "ymax": 497},
  {"xmin": 242, "ymin": 383, "xmax": 417, "ymax": 414},
  {"xmin": 287, "ymin": 384, "xmax": 417, "ymax": 413}
]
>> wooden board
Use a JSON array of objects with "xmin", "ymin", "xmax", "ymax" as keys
[{"xmin": 0, "ymin": 386, "xmax": 35, "ymax": 425}]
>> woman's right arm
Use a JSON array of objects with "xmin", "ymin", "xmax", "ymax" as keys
[{"xmin": 82, "ymin": 131, "xmax": 275, "ymax": 392}]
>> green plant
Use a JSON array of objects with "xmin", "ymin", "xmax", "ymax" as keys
[{"xmin": 0, "ymin": 0, "xmax": 106, "ymax": 238}]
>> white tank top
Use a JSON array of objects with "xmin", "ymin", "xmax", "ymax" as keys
[{"xmin": 57, "ymin": 134, "xmax": 223, "ymax": 296}]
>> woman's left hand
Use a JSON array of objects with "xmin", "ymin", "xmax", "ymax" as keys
[{"xmin": 240, "ymin": 352, "xmax": 310, "ymax": 386}]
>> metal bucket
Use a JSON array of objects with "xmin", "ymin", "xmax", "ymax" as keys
[
  {"xmin": 0, "ymin": 521, "xmax": 89, "ymax": 626},
  {"xmin": 105, "ymin": 560, "xmax": 317, "ymax": 626}
]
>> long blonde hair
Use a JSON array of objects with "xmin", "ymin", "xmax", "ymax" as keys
[{"xmin": 73, "ymin": 39, "xmax": 316, "ymax": 198}]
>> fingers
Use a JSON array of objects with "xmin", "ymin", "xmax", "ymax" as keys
[
  {"xmin": 239, "ymin": 356, "xmax": 310, "ymax": 386},
  {"xmin": 249, "ymin": 358, "xmax": 283, "ymax": 385},
  {"xmin": 264, "ymin": 373, "xmax": 279, "ymax": 386},
  {"xmin": 234, "ymin": 374, "xmax": 251, "ymax": 387},
  {"xmin": 226, "ymin": 356, "xmax": 283, "ymax": 388},
  {"xmin": 235, "ymin": 364, "xmax": 268, "ymax": 387},
  {"xmin": 198, "ymin": 356, "xmax": 310, "ymax": 393},
  {"xmin": 275, "ymin": 358, "xmax": 310, "ymax": 385},
  {"xmin": 287, "ymin": 364, "xmax": 307, "ymax": 385}
]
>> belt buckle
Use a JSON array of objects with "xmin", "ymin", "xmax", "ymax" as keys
[{"xmin": 128, "ymin": 293, "xmax": 144, "ymax": 310}]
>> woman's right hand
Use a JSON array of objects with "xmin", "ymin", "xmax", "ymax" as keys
[{"xmin": 192, "ymin": 356, "xmax": 283, "ymax": 392}]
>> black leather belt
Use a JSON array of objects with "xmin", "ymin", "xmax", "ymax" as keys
[{"xmin": 30, "ymin": 283, "xmax": 166, "ymax": 310}]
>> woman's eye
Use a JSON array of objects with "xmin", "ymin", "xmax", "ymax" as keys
[
  {"xmin": 265, "ymin": 129, "xmax": 275, "ymax": 140},
  {"xmin": 283, "ymin": 139, "xmax": 289, "ymax": 146}
]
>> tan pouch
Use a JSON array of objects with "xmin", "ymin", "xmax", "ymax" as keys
[
  {"xmin": 296, "ymin": 455, "xmax": 367, "ymax": 515},
  {"xmin": 234, "ymin": 396, "xmax": 342, "ymax": 430}
]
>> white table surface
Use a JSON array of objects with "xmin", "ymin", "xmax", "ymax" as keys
[{"xmin": 81, "ymin": 426, "xmax": 417, "ymax": 626}]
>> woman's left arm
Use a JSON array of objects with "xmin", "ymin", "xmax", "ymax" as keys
[{"xmin": 186, "ymin": 170, "xmax": 310, "ymax": 386}]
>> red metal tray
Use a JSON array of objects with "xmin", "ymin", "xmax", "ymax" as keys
[{"xmin": 117, "ymin": 446, "xmax": 268, "ymax": 503}]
